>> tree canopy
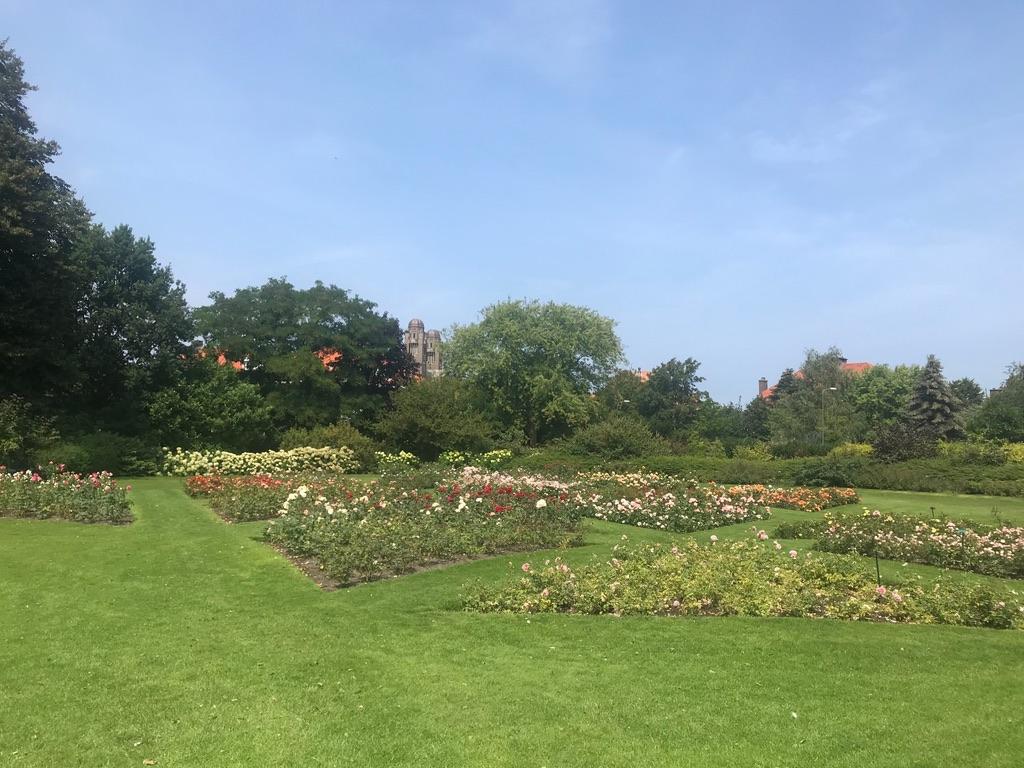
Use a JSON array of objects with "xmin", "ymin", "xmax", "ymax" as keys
[
  {"xmin": 194, "ymin": 278, "xmax": 415, "ymax": 431},
  {"xmin": 444, "ymin": 300, "xmax": 623, "ymax": 445}
]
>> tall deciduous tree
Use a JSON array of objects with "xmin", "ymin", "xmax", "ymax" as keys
[
  {"xmin": 907, "ymin": 354, "xmax": 963, "ymax": 440},
  {"xmin": 445, "ymin": 300, "xmax": 624, "ymax": 445},
  {"xmin": 950, "ymin": 377, "xmax": 985, "ymax": 410},
  {"xmin": 194, "ymin": 278, "xmax": 414, "ymax": 431},
  {"xmin": 848, "ymin": 364, "xmax": 920, "ymax": 440},
  {"xmin": 970, "ymin": 364, "xmax": 1024, "ymax": 442},
  {"xmin": 0, "ymin": 41, "xmax": 90, "ymax": 403},
  {"xmin": 636, "ymin": 357, "xmax": 705, "ymax": 438},
  {"xmin": 767, "ymin": 347, "xmax": 857, "ymax": 453},
  {"xmin": 72, "ymin": 224, "xmax": 192, "ymax": 429}
]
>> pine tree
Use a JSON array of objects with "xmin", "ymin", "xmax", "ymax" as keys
[{"xmin": 907, "ymin": 355, "xmax": 963, "ymax": 440}]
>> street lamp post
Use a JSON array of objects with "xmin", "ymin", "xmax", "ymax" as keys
[{"xmin": 820, "ymin": 386, "xmax": 838, "ymax": 446}]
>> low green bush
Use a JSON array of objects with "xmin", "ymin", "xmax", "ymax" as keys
[
  {"xmin": 566, "ymin": 414, "xmax": 671, "ymax": 459},
  {"xmin": 937, "ymin": 438, "xmax": 1009, "ymax": 466},
  {"xmin": 731, "ymin": 442, "xmax": 774, "ymax": 461},
  {"xmin": 279, "ymin": 422, "xmax": 380, "ymax": 472},
  {"xmin": 828, "ymin": 442, "xmax": 874, "ymax": 458},
  {"xmin": 33, "ymin": 434, "xmax": 161, "ymax": 475}
]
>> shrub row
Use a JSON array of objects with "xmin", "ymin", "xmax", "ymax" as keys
[
  {"xmin": 163, "ymin": 446, "xmax": 358, "ymax": 476},
  {"xmin": 505, "ymin": 452, "xmax": 1024, "ymax": 496}
]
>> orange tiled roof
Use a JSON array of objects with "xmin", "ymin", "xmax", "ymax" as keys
[{"xmin": 760, "ymin": 362, "xmax": 873, "ymax": 399}]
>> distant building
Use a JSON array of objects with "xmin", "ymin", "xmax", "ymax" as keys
[
  {"xmin": 403, "ymin": 319, "xmax": 444, "ymax": 378},
  {"xmin": 759, "ymin": 360, "xmax": 873, "ymax": 399}
]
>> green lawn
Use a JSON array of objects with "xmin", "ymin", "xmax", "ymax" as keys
[{"xmin": 2, "ymin": 479, "xmax": 1023, "ymax": 767}]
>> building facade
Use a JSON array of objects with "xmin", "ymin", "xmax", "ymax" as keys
[{"xmin": 402, "ymin": 319, "xmax": 444, "ymax": 378}]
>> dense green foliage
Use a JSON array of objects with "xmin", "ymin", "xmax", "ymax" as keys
[
  {"xmin": 972, "ymin": 364, "xmax": 1024, "ymax": 442},
  {"xmin": 194, "ymin": 278, "xmax": 415, "ymax": 432},
  {"xmin": 445, "ymin": 300, "xmax": 623, "ymax": 445},
  {"xmin": 376, "ymin": 377, "xmax": 498, "ymax": 460}
]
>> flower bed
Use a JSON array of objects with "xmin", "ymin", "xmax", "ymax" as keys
[
  {"xmin": 0, "ymin": 465, "xmax": 132, "ymax": 524},
  {"xmin": 265, "ymin": 477, "xmax": 584, "ymax": 586},
  {"xmin": 724, "ymin": 484, "xmax": 858, "ymax": 512},
  {"xmin": 463, "ymin": 540, "xmax": 1024, "ymax": 630},
  {"xmin": 186, "ymin": 474, "xmax": 290, "ymax": 521},
  {"xmin": 775, "ymin": 510, "xmax": 1024, "ymax": 579},
  {"xmin": 163, "ymin": 446, "xmax": 357, "ymax": 476},
  {"xmin": 574, "ymin": 472, "xmax": 771, "ymax": 532}
]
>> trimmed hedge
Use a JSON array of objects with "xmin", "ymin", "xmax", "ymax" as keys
[{"xmin": 505, "ymin": 451, "xmax": 1024, "ymax": 496}]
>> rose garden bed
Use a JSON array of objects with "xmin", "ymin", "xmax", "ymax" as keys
[
  {"xmin": 463, "ymin": 539, "xmax": 1024, "ymax": 630},
  {"xmin": 0, "ymin": 465, "xmax": 132, "ymax": 524}
]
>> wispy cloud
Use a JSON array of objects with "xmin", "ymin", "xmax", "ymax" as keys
[
  {"xmin": 463, "ymin": 0, "xmax": 611, "ymax": 83},
  {"xmin": 747, "ymin": 78, "xmax": 892, "ymax": 165}
]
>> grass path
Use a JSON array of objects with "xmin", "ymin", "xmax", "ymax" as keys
[{"xmin": 2, "ymin": 478, "xmax": 1024, "ymax": 766}]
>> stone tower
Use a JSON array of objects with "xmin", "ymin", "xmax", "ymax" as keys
[{"xmin": 402, "ymin": 319, "xmax": 444, "ymax": 378}]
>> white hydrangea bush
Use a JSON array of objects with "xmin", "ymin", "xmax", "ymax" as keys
[{"xmin": 162, "ymin": 446, "xmax": 358, "ymax": 476}]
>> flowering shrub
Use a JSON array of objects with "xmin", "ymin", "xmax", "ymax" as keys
[
  {"xmin": 464, "ymin": 540, "xmax": 1024, "ymax": 630},
  {"xmin": 439, "ymin": 449, "xmax": 514, "ymax": 469},
  {"xmin": 724, "ymin": 484, "xmax": 858, "ymax": 513},
  {"xmin": 163, "ymin": 446, "xmax": 357, "ymax": 476},
  {"xmin": 438, "ymin": 450, "xmax": 471, "ymax": 467},
  {"xmin": 265, "ymin": 477, "xmax": 583, "ymax": 585},
  {"xmin": 775, "ymin": 510, "xmax": 1024, "ymax": 579},
  {"xmin": 0, "ymin": 465, "xmax": 132, "ymax": 523},
  {"xmin": 375, "ymin": 451, "xmax": 420, "ymax": 475}
]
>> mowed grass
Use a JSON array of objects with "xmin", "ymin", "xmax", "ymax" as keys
[{"xmin": 1, "ymin": 479, "xmax": 1023, "ymax": 767}]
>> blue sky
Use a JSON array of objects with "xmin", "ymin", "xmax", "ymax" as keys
[{"xmin": 5, "ymin": 0, "xmax": 1023, "ymax": 402}]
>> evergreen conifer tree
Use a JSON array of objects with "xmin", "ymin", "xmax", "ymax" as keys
[{"xmin": 907, "ymin": 355, "xmax": 963, "ymax": 440}]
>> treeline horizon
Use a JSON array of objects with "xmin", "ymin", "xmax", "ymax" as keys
[{"xmin": 3, "ymin": 41, "xmax": 1023, "ymax": 473}]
